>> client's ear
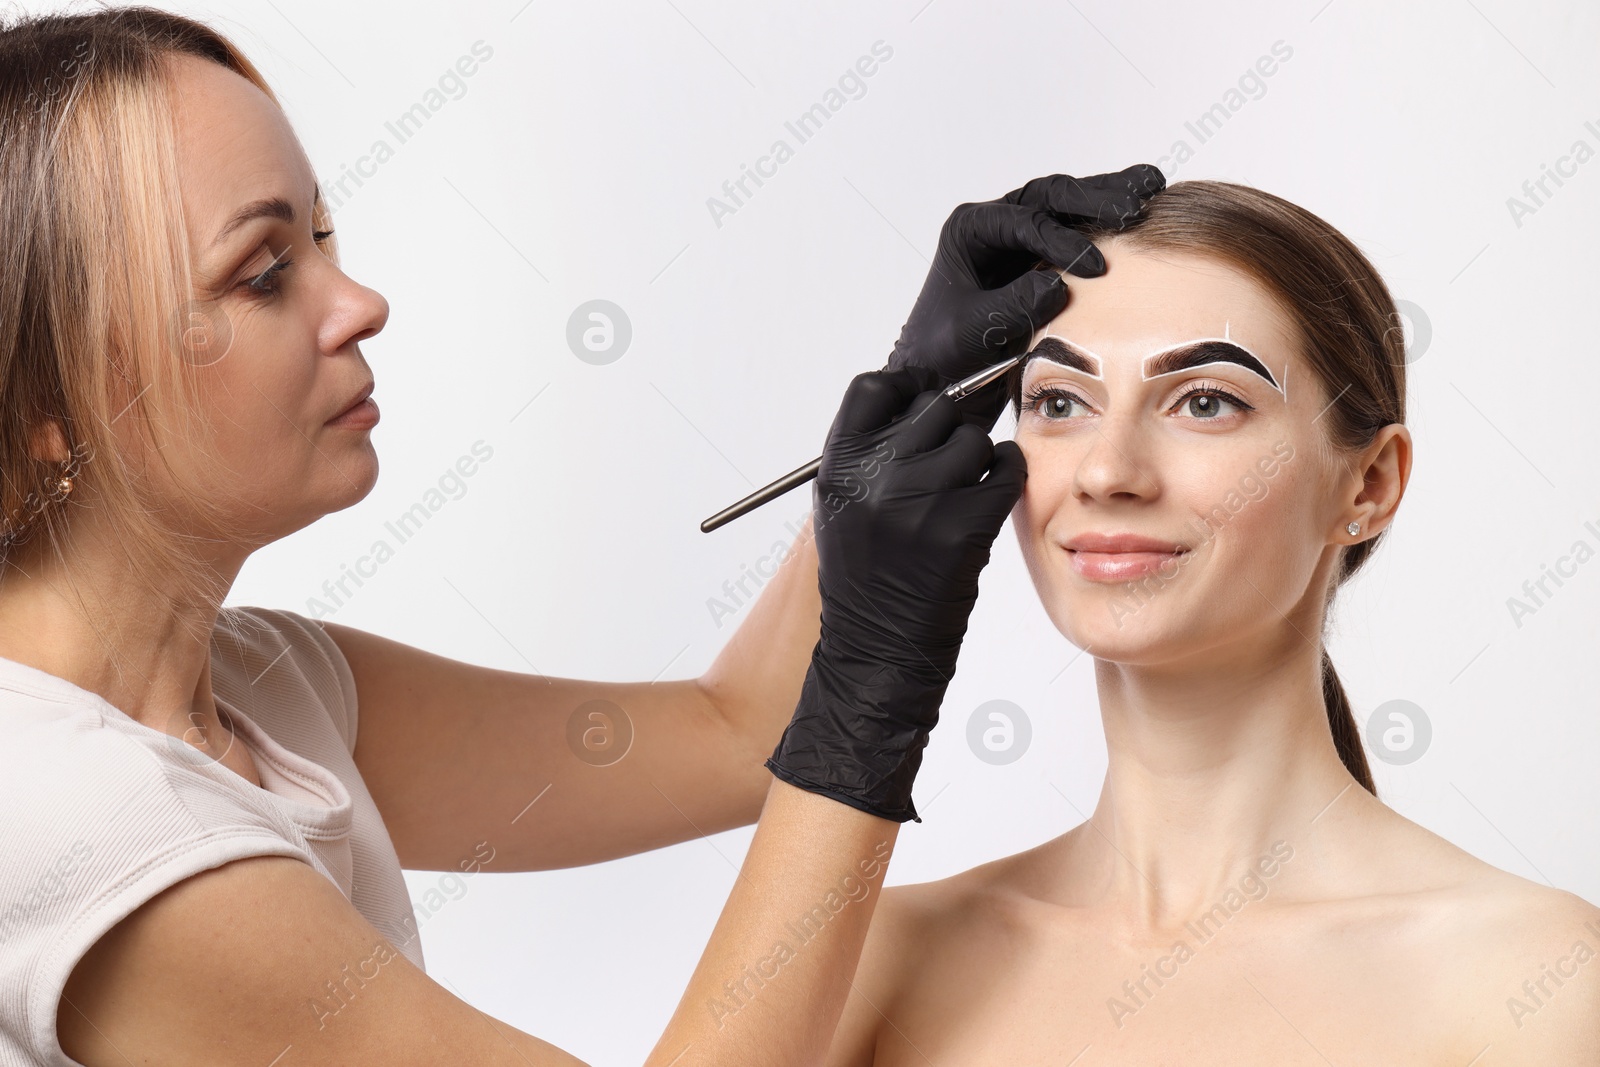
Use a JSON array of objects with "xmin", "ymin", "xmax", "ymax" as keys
[{"xmin": 1347, "ymin": 423, "xmax": 1412, "ymax": 539}]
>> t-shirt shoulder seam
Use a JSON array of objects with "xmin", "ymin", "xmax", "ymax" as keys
[
  {"xmin": 224, "ymin": 605, "xmax": 359, "ymax": 755},
  {"xmin": 32, "ymin": 827, "xmax": 314, "ymax": 1060}
]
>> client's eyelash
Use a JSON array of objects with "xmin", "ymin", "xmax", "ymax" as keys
[
  {"xmin": 1020, "ymin": 384, "xmax": 1089, "ymax": 420},
  {"xmin": 1019, "ymin": 382, "xmax": 1256, "ymax": 422},
  {"xmin": 1169, "ymin": 382, "xmax": 1254, "ymax": 419}
]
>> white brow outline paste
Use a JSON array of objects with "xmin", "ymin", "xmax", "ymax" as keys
[
  {"xmin": 1028, "ymin": 324, "xmax": 1288, "ymax": 403},
  {"xmin": 1139, "ymin": 321, "xmax": 1286, "ymax": 400},
  {"xmin": 1030, "ymin": 332, "xmax": 1104, "ymax": 377}
]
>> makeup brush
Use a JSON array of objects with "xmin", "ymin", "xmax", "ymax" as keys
[{"xmin": 700, "ymin": 354, "xmax": 1022, "ymax": 533}]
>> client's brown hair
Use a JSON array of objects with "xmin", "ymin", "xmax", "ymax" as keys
[{"xmin": 1012, "ymin": 179, "xmax": 1407, "ymax": 796}]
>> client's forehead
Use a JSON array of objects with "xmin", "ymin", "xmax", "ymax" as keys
[{"xmin": 1033, "ymin": 244, "xmax": 1297, "ymax": 370}]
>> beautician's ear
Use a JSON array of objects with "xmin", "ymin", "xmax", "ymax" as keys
[
  {"xmin": 1341, "ymin": 423, "xmax": 1412, "ymax": 541},
  {"xmin": 27, "ymin": 420, "xmax": 68, "ymax": 466}
]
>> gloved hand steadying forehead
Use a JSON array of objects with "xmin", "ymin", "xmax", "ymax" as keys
[
  {"xmin": 765, "ymin": 364, "xmax": 1025, "ymax": 823},
  {"xmin": 884, "ymin": 164, "xmax": 1166, "ymax": 430}
]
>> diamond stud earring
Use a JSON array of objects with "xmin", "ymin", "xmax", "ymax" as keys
[{"xmin": 1346, "ymin": 520, "xmax": 1361, "ymax": 537}]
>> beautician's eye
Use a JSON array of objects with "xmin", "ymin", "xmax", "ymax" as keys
[
  {"xmin": 242, "ymin": 249, "xmax": 292, "ymax": 298},
  {"xmin": 1169, "ymin": 382, "xmax": 1253, "ymax": 421},
  {"xmin": 240, "ymin": 230, "xmax": 334, "ymax": 299}
]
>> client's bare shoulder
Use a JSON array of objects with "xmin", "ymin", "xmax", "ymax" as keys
[
  {"xmin": 1366, "ymin": 810, "xmax": 1600, "ymax": 1061},
  {"xmin": 824, "ymin": 808, "xmax": 1600, "ymax": 1064},
  {"xmin": 825, "ymin": 842, "xmax": 1060, "ymax": 1067},
  {"xmin": 1281, "ymin": 799, "xmax": 1600, "ymax": 1061}
]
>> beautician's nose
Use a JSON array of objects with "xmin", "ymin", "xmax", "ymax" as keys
[
  {"xmin": 1070, "ymin": 414, "xmax": 1160, "ymax": 503},
  {"xmin": 321, "ymin": 271, "xmax": 390, "ymax": 353}
]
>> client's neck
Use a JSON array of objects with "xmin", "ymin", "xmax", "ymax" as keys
[{"xmin": 1074, "ymin": 626, "xmax": 1361, "ymax": 929}]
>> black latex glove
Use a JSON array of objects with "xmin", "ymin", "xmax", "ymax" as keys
[
  {"xmin": 765, "ymin": 365, "xmax": 1025, "ymax": 823},
  {"xmin": 884, "ymin": 164, "xmax": 1166, "ymax": 430}
]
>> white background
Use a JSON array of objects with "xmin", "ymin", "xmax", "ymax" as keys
[{"xmin": 41, "ymin": 0, "xmax": 1600, "ymax": 1060}]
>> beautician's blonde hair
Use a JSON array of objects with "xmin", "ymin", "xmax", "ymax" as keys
[
  {"xmin": 0, "ymin": 5, "xmax": 339, "ymax": 638},
  {"xmin": 1013, "ymin": 180, "xmax": 1407, "ymax": 796}
]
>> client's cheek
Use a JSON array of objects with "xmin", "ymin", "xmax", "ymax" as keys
[
  {"xmin": 1010, "ymin": 492, "xmax": 1051, "ymax": 578},
  {"xmin": 1009, "ymin": 437, "xmax": 1053, "ymax": 525},
  {"xmin": 1201, "ymin": 478, "xmax": 1317, "ymax": 602},
  {"xmin": 1009, "ymin": 470, "xmax": 1076, "ymax": 599}
]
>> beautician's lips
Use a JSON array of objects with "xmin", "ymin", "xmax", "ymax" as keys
[
  {"xmin": 1062, "ymin": 532, "xmax": 1187, "ymax": 583},
  {"xmin": 328, "ymin": 380, "xmax": 376, "ymax": 424}
]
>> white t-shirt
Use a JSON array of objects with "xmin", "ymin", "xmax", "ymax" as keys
[{"xmin": 0, "ymin": 606, "xmax": 424, "ymax": 1066}]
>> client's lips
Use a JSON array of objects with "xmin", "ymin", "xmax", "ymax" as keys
[{"xmin": 1062, "ymin": 532, "xmax": 1187, "ymax": 583}]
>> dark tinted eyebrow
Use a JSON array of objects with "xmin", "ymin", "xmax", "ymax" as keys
[
  {"xmin": 1021, "ymin": 335, "xmax": 1102, "ymax": 377},
  {"xmin": 212, "ymin": 186, "xmax": 322, "ymax": 247},
  {"xmin": 1143, "ymin": 340, "xmax": 1279, "ymax": 391}
]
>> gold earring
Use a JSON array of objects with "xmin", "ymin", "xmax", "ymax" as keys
[
  {"xmin": 58, "ymin": 441, "xmax": 87, "ymax": 486},
  {"xmin": 1, "ymin": 455, "xmax": 81, "ymax": 546},
  {"xmin": 47, "ymin": 457, "xmax": 77, "ymax": 502}
]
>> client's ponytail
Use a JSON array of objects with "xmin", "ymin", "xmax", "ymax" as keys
[{"xmin": 1320, "ymin": 646, "xmax": 1376, "ymax": 795}]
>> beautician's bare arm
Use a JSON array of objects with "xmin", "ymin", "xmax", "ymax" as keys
[
  {"xmin": 322, "ymin": 514, "xmax": 820, "ymax": 872},
  {"xmin": 647, "ymin": 778, "xmax": 903, "ymax": 1066},
  {"xmin": 58, "ymin": 779, "xmax": 900, "ymax": 1066}
]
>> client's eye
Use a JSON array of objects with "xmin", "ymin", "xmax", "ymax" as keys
[
  {"xmin": 1169, "ymin": 382, "xmax": 1254, "ymax": 421},
  {"xmin": 1019, "ymin": 381, "xmax": 1257, "ymax": 426},
  {"xmin": 1020, "ymin": 385, "xmax": 1091, "ymax": 422}
]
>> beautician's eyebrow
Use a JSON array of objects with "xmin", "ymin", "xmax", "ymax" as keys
[
  {"xmin": 1142, "ymin": 339, "xmax": 1280, "ymax": 392},
  {"xmin": 213, "ymin": 186, "xmax": 323, "ymax": 247},
  {"xmin": 1021, "ymin": 335, "xmax": 1103, "ymax": 377}
]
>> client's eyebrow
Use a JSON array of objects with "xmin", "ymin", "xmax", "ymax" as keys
[
  {"xmin": 1021, "ymin": 336, "xmax": 1102, "ymax": 377},
  {"xmin": 1143, "ymin": 339, "xmax": 1280, "ymax": 392},
  {"xmin": 1021, "ymin": 334, "xmax": 1284, "ymax": 397}
]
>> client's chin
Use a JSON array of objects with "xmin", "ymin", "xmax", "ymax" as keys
[{"xmin": 1036, "ymin": 572, "xmax": 1211, "ymax": 666}]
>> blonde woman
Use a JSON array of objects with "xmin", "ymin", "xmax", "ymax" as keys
[{"xmin": 0, "ymin": 7, "xmax": 1164, "ymax": 1064}]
